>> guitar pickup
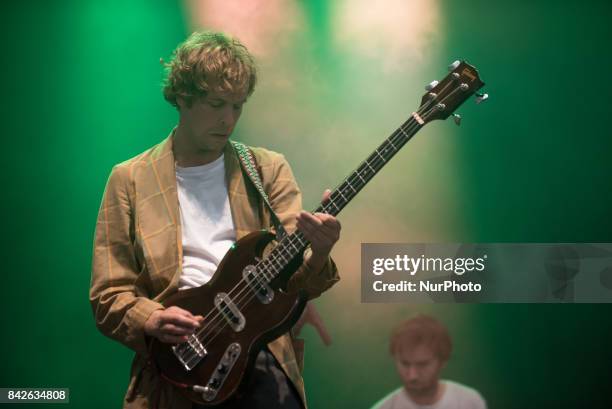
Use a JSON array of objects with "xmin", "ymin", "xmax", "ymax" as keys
[{"xmin": 214, "ymin": 293, "xmax": 246, "ymax": 332}]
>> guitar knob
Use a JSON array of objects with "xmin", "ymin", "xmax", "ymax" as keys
[
  {"xmin": 448, "ymin": 60, "xmax": 461, "ymax": 71},
  {"xmin": 425, "ymin": 80, "xmax": 439, "ymax": 91},
  {"xmin": 452, "ymin": 113, "xmax": 462, "ymax": 126},
  {"xmin": 475, "ymin": 92, "xmax": 489, "ymax": 104}
]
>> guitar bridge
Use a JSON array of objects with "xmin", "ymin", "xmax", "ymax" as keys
[{"xmin": 172, "ymin": 334, "xmax": 207, "ymax": 371}]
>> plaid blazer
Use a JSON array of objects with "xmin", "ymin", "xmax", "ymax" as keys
[{"xmin": 90, "ymin": 130, "xmax": 339, "ymax": 408}]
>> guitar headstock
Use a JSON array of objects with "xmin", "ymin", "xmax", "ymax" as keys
[{"xmin": 418, "ymin": 60, "xmax": 486, "ymax": 124}]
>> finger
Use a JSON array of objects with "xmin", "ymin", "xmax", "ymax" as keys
[
  {"xmin": 300, "ymin": 211, "xmax": 339, "ymax": 229},
  {"xmin": 297, "ymin": 212, "xmax": 340, "ymax": 242},
  {"xmin": 297, "ymin": 217, "xmax": 338, "ymax": 239},
  {"xmin": 161, "ymin": 313, "xmax": 201, "ymax": 329},
  {"xmin": 314, "ymin": 216, "xmax": 340, "ymax": 234},
  {"xmin": 318, "ymin": 215, "xmax": 340, "ymax": 229},
  {"xmin": 161, "ymin": 333, "xmax": 190, "ymax": 344},
  {"xmin": 168, "ymin": 306, "xmax": 198, "ymax": 320},
  {"xmin": 298, "ymin": 222, "xmax": 334, "ymax": 249},
  {"xmin": 296, "ymin": 218, "xmax": 317, "ymax": 238},
  {"xmin": 299, "ymin": 225, "xmax": 336, "ymax": 245},
  {"xmin": 160, "ymin": 323, "xmax": 196, "ymax": 335},
  {"xmin": 297, "ymin": 216, "xmax": 337, "ymax": 239},
  {"xmin": 297, "ymin": 211, "xmax": 323, "ymax": 227},
  {"xmin": 321, "ymin": 189, "xmax": 332, "ymax": 202},
  {"xmin": 314, "ymin": 215, "xmax": 341, "ymax": 238}
]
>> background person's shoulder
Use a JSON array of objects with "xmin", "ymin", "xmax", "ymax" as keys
[
  {"xmin": 369, "ymin": 386, "xmax": 406, "ymax": 409},
  {"xmin": 444, "ymin": 380, "xmax": 487, "ymax": 409}
]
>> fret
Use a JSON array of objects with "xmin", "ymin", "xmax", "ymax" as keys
[
  {"xmin": 385, "ymin": 143, "xmax": 397, "ymax": 155},
  {"xmin": 253, "ymin": 270, "xmax": 268, "ymax": 288},
  {"xmin": 269, "ymin": 258, "xmax": 281, "ymax": 275},
  {"xmin": 375, "ymin": 149, "xmax": 386, "ymax": 163},
  {"xmin": 263, "ymin": 257, "xmax": 276, "ymax": 274},
  {"xmin": 328, "ymin": 198, "xmax": 341, "ymax": 213},
  {"xmin": 273, "ymin": 254, "xmax": 284, "ymax": 270},
  {"xmin": 262, "ymin": 261, "xmax": 276, "ymax": 278},
  {"xmin": 271, "ymin": 257, "xmax": 284, "ymax": 276},
  {"xmin": 275, "ymin": 241, "xmax": 289, "ymax": 261},
  {"xmin": 345, "ymin": 185, "xmax": 354, "ymax": 198},
  {"xmin": 356, "ymin": 171, "xmax": 366, "ymax": 184},
  {"xmin": 345, "ymin": 180, "xmax": 357, "ymax": 194},
  {"xmin": 387, "ymin": 139, "xmax": 398, "ymax": 151},
  {"xmin": 398, "ymin": 125, "xmax": 411, "ymax": 139},
  {"xmin": 276, "ymin": 250, "xmax": 288, "ymax": 265},
  {"xmin": 347, "ymin": 175, "xmax": 362, "ymax": 190},
  {"xmin": 290, "ymin": 236, "xmax": 303, "ymax": 252},
  {"xmin": 336, "ymin": 189, "xmax": 348, "ymax": 202},
  {"xmin": 289, "ymin": 239, "xmax": 300, "ymax": 253},
  {"xmin": 257, "ymin": 265, "xmax": 270, "ymax": 281},
  {"xmin": 280, "ymin": 243, "xmax": 295, "ymax": 261}
]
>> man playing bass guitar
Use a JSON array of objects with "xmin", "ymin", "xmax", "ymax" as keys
[{"xmin": 89, "ymin": 31, "xmax": 341, "ymax": 409}]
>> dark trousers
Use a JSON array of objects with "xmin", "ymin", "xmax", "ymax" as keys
[{"xmin": 192, "ymin": 349, "xmax": 303, "ymax": 409}]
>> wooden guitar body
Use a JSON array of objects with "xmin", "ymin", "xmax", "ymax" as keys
[{"xmin": 150, "ymin": 230, "xmax": 308, "ymax": 406}]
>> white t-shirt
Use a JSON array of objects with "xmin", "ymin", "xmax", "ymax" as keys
[
  {"xmin": 175, "ymin": 154, "xmax": 236, "ymax": 290},
  {"xmin": 371, "ymin": 380, "xmax": 486, "ymax": 409}
]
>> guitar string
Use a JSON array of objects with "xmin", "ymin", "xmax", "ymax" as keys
[
  {"xmin": 176, "ymin": 80, "xmax": 471, "ymax": 365},
  {"xmin": 173, "ymin": 107, "xmax": 433, "ymax": 366},
  {"xmin": 174, "ymin": 98, "xmax": 441, "ymax": 365},
  {"xmin": 176, "ymin": 86, "xmax": 462, "ymax": 364}
]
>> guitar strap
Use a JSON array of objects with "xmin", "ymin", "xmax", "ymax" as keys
[{"xmin": 231, "ymin": 141, "xmax": 287, "ymax": 241}]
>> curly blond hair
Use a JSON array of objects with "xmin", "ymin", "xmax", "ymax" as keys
[{"xmin": 163, "ymin": 31, "xmax": 257, "ymax": 108}]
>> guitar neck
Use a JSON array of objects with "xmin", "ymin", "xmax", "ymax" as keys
[
  {"xmin": 257, "ymin": 60, "xmax": 485, "ymax": 283},
  {"xmin": 314, "ymin": 115, "xmax": 423, "ymax": 217},
  {"xmin": 258, "ymin": 115, "xmax": 424, "ymax": 282}
]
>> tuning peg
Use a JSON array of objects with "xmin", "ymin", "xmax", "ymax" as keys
[
  {"xmin": 475, "ymin": 92, "xmax": 489, "ymax": 104},
  {"xmin": 448, "ymin": 60, "xmax": 460, "ymax": 71},
  {"xmin": 452, "ymin": 113, "xmax": 462, "ymax": 126},
  {"xmin": 425, "ymin": 80, "xmax": 439, "ymax": 91}
]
